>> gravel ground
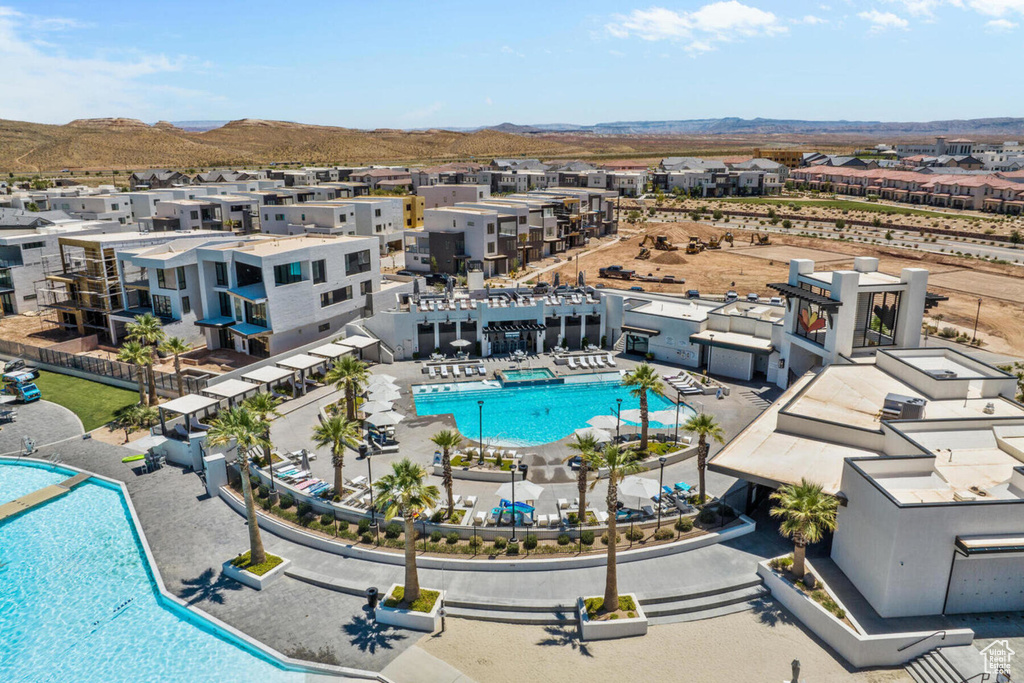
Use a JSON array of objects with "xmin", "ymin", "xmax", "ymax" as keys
[{"xmin": 420, "ymin": 607, "xmax": 912, "ymax": 683}]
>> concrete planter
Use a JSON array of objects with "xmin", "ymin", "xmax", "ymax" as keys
[
  {"xmin": 222, "ymin": 555, "xmax": 291, "ymax": 591},
  {"xmin": 577, "ymin": 593, "xmax": 648, "ymax": 641},
  {"xmin": 431, "ymin": 463, "xmax": 523, "ymax": 482},
  {"xmin": 374, "ymin": 584, "xmax": 445, "ymax": 632}
]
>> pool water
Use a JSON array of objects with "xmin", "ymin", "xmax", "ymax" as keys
[
  {"xmin": 0, "ymin": 463, "xmax": 310, "ymax": 682},
  {"xmin": 414, "ymin": 374, "xmax": 692, "ymax": 446},
  {"xmin": 501, "ymin": 368, "xmax": 555, "ymax": 382},
  {"xmin": 0, "ymin": 462, "xmax": 68, "ymax": 505}
]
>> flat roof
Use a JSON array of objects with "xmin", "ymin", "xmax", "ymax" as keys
[
  {"xmin": 308, "ymin": 342, "xmax": 354, "ymax": 359},
  {"xmin": 341, "ymin": 334, "xmax": 378, "ymax": 349},
  {"xmin": 202, "ymin": 378, "xmax": 261, "ymax": 400},
  {"xmin": 630, "ymin": 299, "xmax": 713, "ymax": 322},
  {"xmin": 159, "ymin": 393, "xmax": 220, "ymax": 415},
  {"xmin": 242, "ymin": 366, "xmax": 294, "ymax": 384},
  {"xmin": 804, "ymin": 270, "xmax": 902, "ymax": 287},
  {"xmin": 690, "ymin": 330, "xmax": 773, "ymax": 354},
  {"xmin": 277, "ymin": 354, "xmax": 325, "ymax": 371}
]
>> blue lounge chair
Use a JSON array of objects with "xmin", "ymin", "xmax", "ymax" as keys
[
  {"xmin": 662, "ymin": 485, "xmax": 675, "ymax": 497},
  {"xmin": 674, "ymin": 482, "xmax": 692, "ymax": 493}
]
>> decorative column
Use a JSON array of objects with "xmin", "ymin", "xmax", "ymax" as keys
[{"xmin": 433, "ymin": 321, "xmax": 440, "ymax": 351}]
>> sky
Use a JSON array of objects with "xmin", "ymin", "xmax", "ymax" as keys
[{"xmin": 2, "ymin": 1, "xmax": 1023, "ymax": 128}]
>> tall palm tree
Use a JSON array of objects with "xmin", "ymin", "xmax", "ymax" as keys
[
  {"xmin": 769, "ymin": 479, "xmax": 839, "ymax": 579},
  {"xmin": 207, "ymin": 407, "xmax": 269, "ymax": 565},
  {"xmin": 373, "ymin": 459, "xmax": 440, "ymax": 604},
  {"xmin": 325, "ymin": 356, "xmax": 369, "ymax": 422},
  {"xmin": 243, "ymin": 393, "xmax": 282, "ymax": 490},
  {"xmin": 160, "ymin": 336, "xmax": 191, "ymax": 397},
  {"xmin": 587, "ymin": 445, "xmax": 644, "ymax": 610},
  {"xmin": 312, "ymin": 415, "xmax": 360, "ymax": 497},
  {"xmin": 683, "ymin": 412, "xmax": 725, "ymax": 505},
  {"xmin": 430, "ymin": 429, "xmax": 463, "ymax": 518},
  {"xmin": 117, "ymin": 341, "xmax": 150, "ymax": 405},
  {"xmin": 621, "ymin": 363, "xmax": 665, "ymax": 452},
  {"xmin": 126, "ymin": 313, "xmax": 165, "ymax": 406},
  {"xmin": 562, "ymin": 433, "xmax": 600, "ymax": 526}
]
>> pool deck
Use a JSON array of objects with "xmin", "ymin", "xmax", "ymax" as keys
[{"xmin": 0, "ymin": 471, "xmax": 90, "ymax": 521}]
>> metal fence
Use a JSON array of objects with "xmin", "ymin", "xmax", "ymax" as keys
[{"xmin": 0, "ymin": 339, "xmax": 209, "ymax": 395}]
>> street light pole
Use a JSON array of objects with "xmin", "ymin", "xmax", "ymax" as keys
[
  {"xmin": 972, "ymin": 298, "xmax": 981, "ymax": 343},
  {"xmin": 616, "ymin": 398, "xmax": 622, "ymax": 441},
  {"xmin": 363, "ymin": 444, "xmax": 379, "ymax": 545},
  {"xmin": 674, "ymin": 389, "xmax": 681, "ymax": 444},
  {"xmin": 509, "ymin": 466, "xmax": 517, "ymax": 545},
  {"xmin": 477, "ymin": 400, "xmax": 484, "ymax": 465},
  {"xmin": 657, "ymin": 457, "xmax": 667, "ymax": 530}
]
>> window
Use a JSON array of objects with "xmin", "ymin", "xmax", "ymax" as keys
[
  {"xmin": 318, "ymin": 322, "xmax": 330, "ymax": 333},
  {"xmin": 21, "ymin": 241, "xmax": 45, "ymax": 250},
  {"xmin": 793, "ymin": 298, "xmax": 829, "ymax": 347},
  {"xmin": 345, "ymin": 250, "xmax": 371, "ymax": 275},
  {"xmin": 273, "ymin": 262, "xmax": 303, "ymax": 286},
  {"xmin": 214, "ymin": 262, "xmax": 228, "ymax": 287},
  {"xmin": 320, "ymin": 286, "xmax": 352, "ymax": 307},
  {"xmin": 219, "ymin": 291, "xmax": 231, "ymax": 317},
  {"xmin": 190, "ymin": 211, "xmax": 199, "ymax": 220},
  {"xmin": 374, "ymin": 208, "xmax": 381, "ymax": 217},
  {"xmin": 152, "ymin": 295, "xmax": 172, "ymax": 318},
  {"xmin": 156, "ymin": 269, "xmax": 167, "ymax": 289},
  {"xmin": 487, "ymin": 242, "xmax": 496, "ymax": 254},
  {"xmin": 360, "ymin": 280, "xmax": 372, "ymax": 295},
  {"xmin": 312, "ymin": 259, "xmax": 326, "ymax": 284},
  {"xmin": 181, "ymin": 296, "xmax": 191, "ymax": 314},
  {"xmin": 233, "ymin": 298, "xmax": 243, "ymax": 321},
  {"xmin": 274, "ymin": 213, "xmax": 284, "ymax": 221},
  {"xmin": 245, "ymin": 301, "xmax": 267, "ymax": 327},
  {"xmin": 176, "ymin": 266, "xmax": 187, "ymax": 290},
  {"xmin": 487, "ymin": 223, "xmax": 495, "ymax": 234},
  {"xmin": 518, "ymin": 216, "xmax": 526, "ymax": 224}
]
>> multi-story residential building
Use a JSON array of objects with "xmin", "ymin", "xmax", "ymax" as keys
[
  {"xmin": 895, "ymin": 136, "xmax": 976, "ymax": 158},
  {"xmin": 258, "ymin": 203, "xmax": 357, "ymax": 237},
  {"xmin": 411, "ymin": 163, "xmax": 483, "ymax": 189},
  {"xmin": 320, "ymin": 182, "xmax": 370, "ymax": 198},
  {"xmin": 348, "ymin": 168, "xmax": 412, "ymax": 190},
  {"xmin": 653, "ymin": 158, "xmax": 782, "ymax": 197},
  {"xmin": 752, "ymin": 148, "xmax": 804, "ymax": 169},
  {"xmin": 129, "ymin": 170, "xmax": 191, "ymax": 190},
  {"xmin": 49, "ymin": 195, "xmax": 133, "ymax": 225},
  {"xmin": 417, "ymin": 185, "xmax": 491, "ymax": 209},
  {"xmin": 145, "ymin": 199, "xmax": 226, "ymax": 232}
]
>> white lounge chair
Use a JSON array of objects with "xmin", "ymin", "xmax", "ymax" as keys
[
  {"xmin": 464, "ymin": 495, "xmax": 477, "ymax": 508},
  {"xmin": 567, "ymin": 357, "xmax": 578, "ymax": 370},
  {"xmin": 537, "ymin": 514, "xmax": 549, "ymax": 527},
  {"xmin": 597, "ymin": 510, "xmax": 609, "ymax": 523},
  {"xmin": 474, "ymin": 511, "xmax": 486, "ymax": 525},
  {"xmin": 440, "ymin": 366, "xmax": 449, "ymax": 378},
  {"xmin": 594, "ymin": 356, "xmax": 606, "ymax": 368},
  {"xmin": 558, "ymin": 497, "xmax": 569, "ymax": 510},
  {"xmin": 477, "ymin": 364, "xmax": 486, "ymax": 376},
  {"xmin": 579, "ymin": 357, "xmax": 591, "ymax": 369},
  {"xmin": 607, "ymin": 355, "xmax": 617, "ymax": 367},
  {"xmin": 463, "ymin": 366, "xmax": 473, "ymax": 377},
  {"xmin": 452, "ymin": 365, "xmax": 461, "ymax": 378},
  {"xmin": 428, "ymin": 366, "xmax": 437, "ymax": 379}
]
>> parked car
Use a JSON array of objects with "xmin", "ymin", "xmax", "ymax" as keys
[
  {"xmin": 769, "ymin": 296, "xmax": 783, "ymax": 305},
  {"xmin": 629, "ymin": 285, "xmax": 645, "ymax": 292},
  {"xmin": 726, "ymin": 291, "xmax": 738, "ymax": 300},
  {"xmin": 3, "ymin": 359, "xmax": 25, "ymax": 373},
  {"xmin": 686, "ymin": 289, "xmax": 700, "ymax": 298},
  {"xmin": 395, "ymin": 269, "xmax": 414, "ymax": 277},
  {"xmin": 746, "ymin": 293, "xmax": 759, "ymax": 302}
]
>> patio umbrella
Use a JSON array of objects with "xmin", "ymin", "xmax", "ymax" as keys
[
  {"xmin": 366, "ymin": 376, "xmax": 397, "ymax": 388},
  {"xmin": 299, "ymin": 449, "xmax": 311, "ymax": 472},
  {"xmin": 649, "ymin": 409, "xmax": 684, "ymax": 427},
  {"xmin": 367, "ymin": 386, "xmax": 401, "ymax": 402},
  {"xmin": 586, "ymin": 415, "xmax": 620, "ymax": 430},
  {"xmin": 365, "ymin": 411, "xmax": 403, "ymax": 427},
  {"xmin": 618, "ymin": 476, "xmax": 660, "ymax": 504},
  {"xmin": 619, "ymin": 409, "xmax": 644, "ymax": 424},
  {"xmin": 495, "ymin": 479, "xmax": 544, "ymax": 502},
  {"xmin": 572, "ymin": 426, "xmax": 612, "ymax": 443},
  {"xmin": 450, "ymin": 339, "xmax": 471, "ymax": 349},
  {"xmin": 360, "ymin": 400, "xmax": 394, "ymax": 414},
  {"xmin": 371, "ymin": 373, "xmax": 398, "ymax": 384}
]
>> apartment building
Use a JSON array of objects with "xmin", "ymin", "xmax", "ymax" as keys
[
  {"xmin": 49, "ymin": 195, "xmax": 133, "ymax": 225},
  {"xmin": 417, "ymin": 185, "xmax": 491, "ymax": 209},
  {"xmin": 259, "ymin": 203, "xmax": 357, "ymax": 237},
  {"xmin": 349, "ymin": 168, "xmax": 412, "ymax": 190},
  {"xmin": 895, "ymin": 136, "xmax": 976, "ymax": 158},
  {"xmin": 129, "ymin": 170, "xmax": 191, "ymax": 190},
  {"xmin": 653, "ymin": 158, "xmax": 782, "ymax": 197},
  {"xmin": 411, "ymin": 163, "xmax": 483, "ymax": 189},
  {"xmin": 752, "ymin": 148, "xmax": 804, "ymax": 169}
]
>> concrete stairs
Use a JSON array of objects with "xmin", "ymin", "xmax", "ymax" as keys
[
  {"xmin": 639, "ymin": 577, "xmax": 769, "ymax": 625},
  {"xmin": 443, "ymin": 600, "xmax": 576, "ymax": 626},
  {"xmin": 613, "ymin": 333, "xmax": 627, "ymax": 353},
  {"xmin": 904, "ymin": 647, "xmax": 982, "ymax": 683}
]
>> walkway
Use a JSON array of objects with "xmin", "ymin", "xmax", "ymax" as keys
[{"xmin": 0, "ymin": 472, "xmax": 89, "ymax": 521}]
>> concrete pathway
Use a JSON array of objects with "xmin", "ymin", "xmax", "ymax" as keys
[{"xmin": 381, "ymin": 645, "xmax": 477, "ymax": 683}]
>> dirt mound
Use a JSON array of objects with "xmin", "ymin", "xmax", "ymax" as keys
[{"xmin": 651, "ymin": 250, "xmax": 688, "ymax": 265}]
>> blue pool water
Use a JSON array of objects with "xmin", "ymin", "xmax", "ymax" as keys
[
  {"xmin": 414, "ymin": 373, "xmax": 692, "ymax": 446},
  {"xmin": 0, "ymin": 463, "xmax": 311, "ymax": 682},
  {"xmin": 501, "ymin": 368, "xmax": 555, "ymax": 382},
  {"xmin": 0, "ymin": 462, "xmax": 68, "ymax": 505}
]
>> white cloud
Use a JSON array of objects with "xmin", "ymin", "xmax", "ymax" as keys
[
  {"xmin": 607, "ymin": 2, "xmax": 786, "ymax": 52},
  {"xmin": 885, "ymin": 0, "xmax": 953, "ymax": 17},
  {"xmin": 796, "ymin": 14, "xmax": 829, "ymax": 24},
  {"xmin": 500, "ymin": 45, "xmax": 525, "ymax": 58},
  {"xmin": 858, "ymin": 9, "xmax": 910, "ymax": 30},
  {"xmin": 484, "ymin": 97, "xmax": 493, "ymax": 106},
  {"xmin": 0, "ymin": 6, "xmax": 204, "ymax": 123},
  {"xmin": 985, "ymin": 17, "xmax": 1019, "ymax": 29},
  {"xmin": 608, "ymin": 49, "xmax": 626, "ymax": 56},
  {"xmin": 968, "ymin": 0, "xmax": 1024, "ymax": 16}
]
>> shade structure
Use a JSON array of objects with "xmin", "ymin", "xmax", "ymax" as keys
[
  {"xmin": 618, "ymin": 476, "xmax": 661, "ymax": 503},
  {"xmin": 366, "ymin": 375, "xmax": 397, "ymax": 389},
  {"xmin": 242, "ymin": 365, "xmax": 294, "ymax": 385},
  {"xmin": 572, "ymin": 426, "xmax": 612, "ymax": 443},
  {"xmin": 450, "ymin": 339, "xmax": 471, "ymax": 349},
  {"xmin": 365, "ymin": 411, "xmax": 403, "ymax": 427},
  {"xmin": 619, "ymin": 409, "xmax": 644, "ymax": 424},
  {"xmin": 367, "ymin": 385, "xmax": 401, "ymax": 402},
  {"xmin": 300, "ymin": 449, "xmax": 311, "ymax": 471},
  {"xmin": 370, "ymin": 373, "xmax": 398, "ymax": 384},
  {"xmin": 277, "ymin": 354, "xmax": 324, "ymax": 372},
  {"xmin": 586, "ymin": 415, "xmax": 620, "ymax": 430},
  {"xmin": 495, "ymin": 479, "xmax": 544, "ymax": 501},
  {"xmin": 202, "ymin": 379, "xmax": 260, "ymax": 403},
  {"xmin": 360, "ymin": 400, "xmax": 394, "ymax": 414},
  {"xmin": 308, "ymin": 343, "xmax": 353, "ymax": 361},
  {"xmin": 159, "ymin": 393, "xmax": 220, "ymax": 416},
  {"xmin": 649, "ymin": 409, "xmax": 684, "ymax": 426}
]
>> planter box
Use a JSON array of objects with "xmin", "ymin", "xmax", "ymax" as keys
[
  {"xmin": 374, "ymin": 584, "xmax": 445, "ymax": 632},
  {"xmin": 222, "ymin": 555, "xmax": 291, "ymax": 591},
  {"xmin": 577, "ymin": 593, "xmax": 648, "ymax": 641}
]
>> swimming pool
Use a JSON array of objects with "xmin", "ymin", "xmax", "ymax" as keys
[
  {"xmin": 500, "ymin": 368, "xmax": 555, "ymax": 383},
  {"xmin": 0, "ymin": 461, "xmax": 67, "ymax": 505},
  {"xmin": 0, "ymin": 461, "xmax": 314, "ymax": 682},
  {"xmin": 413, "ymin": 373, "xmax": 693, "ymax": 446}
]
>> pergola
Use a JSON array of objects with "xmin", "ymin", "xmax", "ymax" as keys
[
  {"xmin": 340, "ymin": 334, "xmax": 380, "ymax": 361},
  {"xmin": 241, "ymin": 365, "xmax": 295, "ymax": 393},
  {"xmin": 276, "ymin": 354, "xmax": 327, "ymax": 396},
  {"xmin": 308, "ymin": 342, "xmax": 354, "ymax": 365},
  {"xmin": 201, "ymin": 378, "xmax": 262, "ymax": 408},
  {"xmin": 158, "ymin": 393, "xmax": 220, "ymax": 438}
]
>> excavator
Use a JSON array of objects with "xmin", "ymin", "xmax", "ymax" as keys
[
  {"xmin": 637, "ymin": 246, "xmax": 651, "ymax": 260},
  {"xmin": 639, "ymin": 235, "xmax": 678, "ymax": 252},
  {"xmin": 750, "ymin": 232, "xmax": 771, "ymax": 246},
  {"xmin": 685, "ymin": 236, "xmax": 706, "ymax": 255},
  {"xmin": 706, "ymin": 232, "xmax": 734, "ymax": 250}
]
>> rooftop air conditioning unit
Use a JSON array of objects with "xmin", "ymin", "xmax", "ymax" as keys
[
  {"xmin": 929, "ymin": 369, "xmax": 958, "ymax": 379},
  {"xmin": 883, "ymin": 393, "xmax": 927, "ymax": 420},
  {"xmin": 953, "ymin": 490, "xmax": 978, "ymax": 502}
]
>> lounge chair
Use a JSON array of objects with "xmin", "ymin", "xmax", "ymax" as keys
[
  {"xmin": 641, "ymin": 505, "xmax": 656, "ymax": 518},
  {"xmin": 440, "ymin": 366, "xmax": 449, "ymax": 378},
  {"xmin": 537, "ymin": 514, "xmax": 549, "ymax": 527},
  {"xmin": 428, "ymin": 366, "xmax": 437, "ymax": 379},
  {"xmin": 350, "ymin": 475, "xmax": 368, "ymax": 488},
  {"xmin": 607, "ymin": 355, "xmax": 617, "ymax": 367},
  {"xmin": 452, "ymin": 494, "xmax": 462, "ymax": 508},
  {"xmin": 567, "ymin": 357, "xmax": 578, "ymax": 370},
  {"xmin": 464, "ymin": 495, "xmax": 477, "ymax": 508},
  {"xmin": 477, "ymin": 364, "xmax": 486, "ymax": 376},
  {"xmin": 673, "ymin": 482, "xmax": 692, "ymax": 494},
  {"xmin": 474, "ymin": 511, "xmax": 486, "ymax": 525},
  {"xmin": 190, "ymin": 416, "xmax": 211, "ymax": 432},
  {"xmin": 596, "ymin": 510, "xmax": 609, "ymax": 523},
  {"xmin": 452, "ymin": 365, "xmax": 461, "ymax": 378},
  {"xmin": 594, "ymin": 356, "xmax": 606, "ymax": 368},
  {"xmin": 558, "ymin": 497, "xmax": 568, "ymax": 510}
]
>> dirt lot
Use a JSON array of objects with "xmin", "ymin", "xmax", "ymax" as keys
[{"xmin": 550, "ymin": 221, "xmax": 1024, "ymax": 356}]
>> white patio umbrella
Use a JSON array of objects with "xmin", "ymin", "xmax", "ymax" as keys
[
  {"xmin": 618, "ymin": 476, "xmax": 661, "ymax": 504},
  {"xmin": 367, "ymin": 386, "xmax": 401, "ymax": 402},
  {"xmin": 649, "ymin": 409, "xmax": 684, "ymax": 426},
  {"xmin": 572, "ymin": 426, "xmax": 612, "ymax": 443},
  {"xmin": 360, "ymin": 400, "xmax": 394, "ymax": 414},
  {"xmin": 365, "ymin": 411, "xmax": 404, "ymax": 427},
  {"xmin": 370, "ymin": 373, "xmax": 398, "ymax": 384},
  {"xmin": 366, "ymin": 375, "xmax": 397, "ymax": 388},
  {"xmin": 586, "ymin": 415, "xmax": 620, "ymax": 430},
  {"xmin": 619, "ymin": 409, "xmax": 644, "ymax": 424},
  {"xmin": 450, "ymin": 339, "xmax": 471, "ymax": 349},
  {"xmin": 495, "ymin": 479, "xmax": 544, "ymax": 502}
]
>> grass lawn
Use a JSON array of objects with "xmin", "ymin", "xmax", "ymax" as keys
[
  {"xmin": 711, "ymin": 197, "xmax": 985, "ymax": 220},
  {"xmin": 32, "ymin": 370, "xmax": 138, "ymax": 431}
]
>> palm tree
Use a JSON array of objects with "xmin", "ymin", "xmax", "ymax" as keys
[
  {"xmin": 117, "ymin": 341, "xmax": 150, "ymax": 405},
  {"xmin": 621, "ymin": 363, "xmax": 665, "ymax": 452},
  {"xmin": 207, "ymin": 407, "xmax": 269, "ymax": 566},
  {"xmin": 373, "ymin": 459, "xmax": 440, "ymax": 604},
  {"xmin": 312, "ymin": 415, "xmax": 360, "ymax": 497},
  {"xmin": 769, "ymin": 479, "xmax": 839, "ymax": 579},
  {"xmin": 587, "ymin": 444, "xmax": 644, "ymax": 610},
  {"xmin": 243, "ymin": 393, "xmax": 282, "ymax": 487},
  {"xmin": 430, "ymin": 429, "xmax": 463, "ymax": 518},
  {"xmin": 682, "ymin": 412, "xmax": 725, "ymax": 504},
  {"xmin": 325, "ymin": 356, "xmax": 369, "ymax": 422},
  {"xmin": 562, "ymin": 433, "xmax": 600, "ymax": 526},
  {"xmin": 111, "ymin": 403, "xmax": 157, "ymax": 443},
  {"xmin": 126, "ymin": 313, "xmax": 165, "ymax": 406},
  {"xmin": 160, "ymin": 336, "xmax": 191, "ymax": 397}
]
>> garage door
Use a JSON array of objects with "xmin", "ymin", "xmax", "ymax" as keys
[
  {"xmin": 945, "ymin": 554, "xmax": 1024, "ymax": 614},
  {"xmin": 708, "ymin": 347, "xmax": 754, "ymax": 381}
]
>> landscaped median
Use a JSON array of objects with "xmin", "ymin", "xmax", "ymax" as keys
[
  {"xmin": 577, "ymin": 593, "xmax": 648, "ymax": 641},
  {"xmin": 222, "ymin": 551, "xmax": 291, "ymax": 590},
  {"xmin": 374, "ymin": 583, "xmax": 445, "ymax": 632}
]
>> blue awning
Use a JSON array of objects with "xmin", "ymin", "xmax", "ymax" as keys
[
  {"xmin": 195, "ymin": 316, "xmax": 235, "ymax": 328},
  {"xmin": 228, "ymin": 283, "xmax": 267, "ymax": 303},
  {"xmin": 230, "ymin": 322, "xmax": 272, "ymax": 337}
]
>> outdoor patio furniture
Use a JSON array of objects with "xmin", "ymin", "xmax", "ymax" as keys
[
  {"xmin": 477, "ymin": 364, "xmax": 486, "ymax": 375},
  {"xmin": 537, "ymin": 514, "xmax": 549, "ymax": 527},
  {"xmin": 452, "ymin": 365, "xmax": 461, "ymax": 378},
  {"xmin": 464, "ymin": 495, "xmax": 477, "ymax": 508},
  {"xmin": 567, "ymin": 357, "xmax": 578, "ymax": 370},
  {"xmin": 579, "ymin": 357, "xmax": 590, "ymax": 369},
  {"xmin": 452, "ymin": 494, "xmax": 462, "ymax": 507},
  {"xmin": 464, "ymin": 366, "xmax": 474, "ymax": 376},
  {"xmin": 596, "ymin": 510, "xmax": 609, "ymax": 523},
  {"xmin": 558, "ymin": 498, "xmax": 568, "ymax": 510},
  {"xmin": 428, "ymin": 367, "xmax": 437, "ymax": 378},
  {"xmin": 350, "ymin": 475, "xmax": 367, "ymax": 488},
  {"xmin": 607, "ymin": 355, "xmax": 617, "ymax": 367},
  {"xmin": 440, "ymin": 366, "xmax": 449, "ymax": 378},
  {"xmin": 673, "ymin": 482, "xmax": 692, "ymax": 494},
  {"xmin": 641, "ymin": 505, "xmax": 656, "ymax": 518},
  {"xmin": 474, "ymin": 511, "xmax": 486, "ymax": 525}
]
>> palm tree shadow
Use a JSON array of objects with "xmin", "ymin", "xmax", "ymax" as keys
[
  {"xmin": 751, "ymin": 597, "xmax": 795, "ymax": 627},
  {"xmin": 343, "ymin": 612, "xmax": 408, "ymax": 654},
  {"xmin": 536, "ymin": 623, "xmax": 593, "ymax": 657},
  {"xmin": 178, "ymin": 567, "xmax": 244, "ymax": 606}
]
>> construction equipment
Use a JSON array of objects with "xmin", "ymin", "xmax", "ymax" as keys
[
  {"xmin": 685, "ymin": 236, "xmax": 706, "ymax": 255},
  {"xmin": 637, "ymin": 247, "xmax": 651, "ymax": 260},
  {"xmin": 750, "ymin": 232, "xmax": 771, "ymax": 246},
  {"xmin": 640, "ymin": 235, "xmax": 678, "ymax": 251},
  {"xmin": 707, "ymin": 232, "xmax": 734, "ymax": 250}
]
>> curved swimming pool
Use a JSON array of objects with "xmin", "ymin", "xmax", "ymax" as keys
[
  {"xmin": 413, "ymin": 373, "xmax": 694, "ymax": 447},
  {"xmin": 0, "ymin": 461, "xmax": 317, "ymax": 682}
]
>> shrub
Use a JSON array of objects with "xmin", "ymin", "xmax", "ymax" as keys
[
  {"xmin": 320, "ymin": 512, "xmax": 335, "ymax": 526},
  {"xmin": 581, "ymin": 530, "xmax": 595, "ymax": 546},
  {"xmin": 769, "ymin": 554, "xmax": 794, "ymax": 572},
  {"xmin": 626, "ymin": 527, "xmax": 644, "ymax": 542},
  {"xmin": 601, "ymin": 531, "xmax": 620, "ymax": 545},
  {"xmin": 446, "ymin": 532, "xmax": 460, "ymax": 545},
  {"xmin": 675, "ymin": 517, "xmax": 694, "ymax": 533},
  {"xmin": 506, "ymin": 542, "xmax": 520, "ymax": 555},
  {"xmin": 557, "ymin": 533, "xmax": 571, "ymax": 546},
  {"xmin": 468, "ymin": 535, "xmax": 483, "ymax": 549},
  {"xmin": 360, "ymin": 533, "xmax": 372, "ymax": 544},
  {"xmin": 566, "ymin": 511, "xmax": 579, "ymax": 525},
  {"xmin": 296, "ymin": 502, "xmax": 313, "ymax": 518},
  {"xmin": 654, "ymin": 527, "xmax": 674, "ymax": 541},
  {"xmin": 523, "ymin": 534, "xmax": 538, "ymax": 550},
  {"xmin": 430, "ymin": 510, "xmax": 444, "ymax": 523},
  {"xmin": 279, "ymin": 495, "xmax": 294, "ymax": 510},
  {"xmin": 492, "ymin": 536, "xmax": 508, "ymax": 549},
  {"xmin": 698, "ymin": 506, "xmax": 718, "ymax": 524},
  {"xmin": 781, "ymin": 219, "xmax": 792, "ymax": 229},
  {"xmin": 430, "ymin": 530, "xmax": 443, "ymax": 543},
  {"xmin": 257, "ymin": 484, "xmax": 269, "ymax": 498},
  {"xmin": 384, "ymin": 522, "xmax": 402, "ymax": 539},
  {"xmin": 834, "ymin": 218, "xmax": 846, "ymax": 230},
  {"xmin": 357, "ymin": 518, "xmax": 371, "ymax": 534}
]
